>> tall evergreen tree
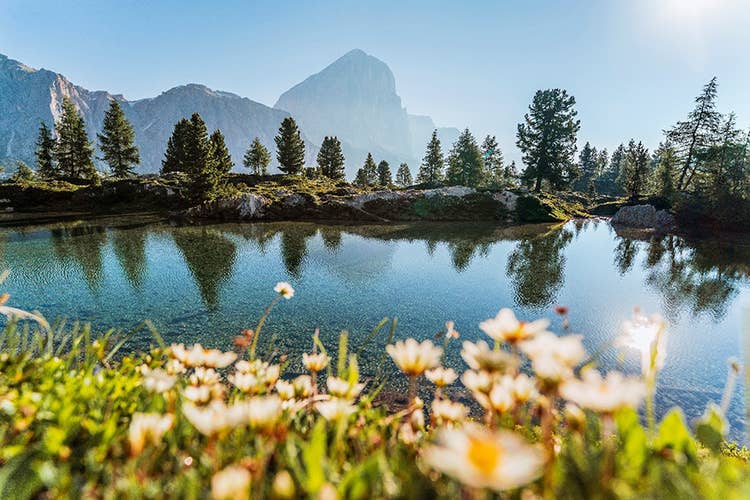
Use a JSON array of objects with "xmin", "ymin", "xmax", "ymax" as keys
[
  {"xmin": 209, "ymin": 129, "xmax": 233, "ymax": 176},
  {"xmin": 481, "ymin": 135, "xmax": 506, "ymax": 186},
  {"xmin": 354, "ymin": 153, "xmax": 378, "ymax": 187},
  {"xmin": 275, "ymin": 117, "xmax": 305, "ymax": 175},
  {"xmin": 243, "ymin": 137, "xmax": 271, "ymax": 175},
  {"xmin": 162, "ymin": 118, "xmax": 191, "ymax": 174},
  {"xmin": 618, "ymin": 140, "xmax": 650, "ymax": 200},
  {"xmin": 516, "ymin": 89, "xmax": 580, "ymax": 191},
  {"xmin": 596, "ymin": 143, "xmax": 625, "ymax": 196},
  {"xmin": 573, "ymin": 142, "xmax": 598, "ymax": 193},
  {"xmin": 353, "ymin": 167, "xmax": 369, "ymax": 188},
  {"xmin": 54, "ymin": 97, "xmax": 97, "ymax": 179},
  {"xmin": 446, "ymin": 128, "xmax": 485, "ymax": 186},
  {"xmin": 97, "ymin": 99, "xmax": 139, "ymax": 177},
  {"xmin": 417, "ymin": 130, "xmax": 444, "ymax": 184},
  {"xmin": 11, "ymin": 161, "xmax": 35, "ymax": 182},
  {"xmin": 35, "ymin": 121, "xmax": 56, "ymax": 179},
  {"xmin": 316, "ymin": 136, "xmax": 345, "ymax": 180},
  {"xmin": 651, "ymin": 141, "xmax": 677, "ymax": 200},
  {"xmin": 377, "ymin": 160, "xmax": 392, "ymax": 186},
  {"xmin": 396, "ymin": 163, "xmax": 413, "ymax": 187},
  {"xmin": 666, "ymin": 77, "xmax": 721, "ymax": 191}
]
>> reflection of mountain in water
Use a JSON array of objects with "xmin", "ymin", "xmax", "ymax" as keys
[{"xmin": 613, "ymin": 228, "xmax": 750, "ymax": 321}]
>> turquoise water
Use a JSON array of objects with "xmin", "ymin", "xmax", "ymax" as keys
[{"xmin": 2, "ymin": 215, "xmax": 749, "ymax": 440}]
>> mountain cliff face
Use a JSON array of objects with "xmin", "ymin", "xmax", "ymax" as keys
[{"xmin": 1, "ymin": 50, "xmax": 455, "ymax": 178}]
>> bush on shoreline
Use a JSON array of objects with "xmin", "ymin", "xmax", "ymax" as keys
[{"xmin": 0, "ymin": 284, "xmax": 749, "ymax": 498}]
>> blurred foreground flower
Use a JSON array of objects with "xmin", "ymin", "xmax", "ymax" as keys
[
  {"xmin": 316, "ymin": 399, "xmax": 357, "ymax": 421},
  {"xmin": 170, "ymin": 343, "xmax": 237, "ymax": 368},
  {"xmin": 560, "ymin": 370, "xmax": 645, "ymax": 413},
  {"xmin": 141, "ymin": 366, "xmax": 177, "ymax": 393},
  {"xmin": 619, "ymin": 310, "xmax": 667, "ymax": 375},
  {"xmin": 128, "ymin": 412, "xmax": 174, "ymax": 456},
  {"xmin": 386, "ymin": 339, "xmax": 442, "ymax": 377},
  {"xmin": 425, "ymin": 367, "xmax": 458, "ymax": 387},
  {"xmin": 211, "ymin": 464, "xmax": 251, "ymax": 500},
  {"xmin": 423, "ymin": 423, "xmax": 544, "ymax": 491},
  {"xmin": 274, "ymin": 281, "xmax": 295, "ymax": 299},
  {"xmin": 479, "ymin": 308, "xmax": 549, "ymax": 345}
]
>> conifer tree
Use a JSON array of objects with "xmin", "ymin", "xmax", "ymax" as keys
[
  {"xmin": 651, "ymin": 141, "xmax": 677, "ymax": 200},
  {"xmin": 377, "ymin": 160, "xmax": 392, "ymax": 186},
  {"xmin": 209, "ymin": 129, "xmax": 233, "ymax": 176},
  {"xmin": 162, "ymin": 118, "xmax": 192, "ymax": 174},
  {"xmin": 516, "ymin": 89, "xmax": 580, "ymax": 191},
  {"xmin": 11, "ymin": 161, "xmax": 34, "ymax": 182},
  {"xmin": 481, "ymin": 135, "xmax": 505, "ymax": 186},
  {"xmin": 618, "ymin": 140, "xmax": 650, "ymax": 200},
  {"xmin": 275, "ymin": 117, "xmax": 305, "ymax": 175},
  {"xmin": 97, "ymin": 99, "xmax": 140, "ymax": 177},
  {"xmin": 417, "ymin": 130, "xmax": 444, "ymax": 184},
  {"xmin": 396, "ymin": 163, "xmax": 413, "ymax": 187},
  {"xmin": 353, "ymin": 168, "xmax": 368, "ymax": 187},
  {"xmin": 244, "ymin": 138, "xmax": 271, "ymax": 175},
  {"xmin": 362, "ymin": 153, "xmax": 377, "ymax": 186},
  {"xmin": 446, "ymin": 128, "xmax": 485, "ymax": 187},
  {"xmin": 54, "ymin": 97, "xmax": 96, "ymax": 179},
  {"xmin": 666, "ymin": 77, "xmax": 721, "ymax": 191},
  {"xmin": 573, "ymin": 142, "xmax": 598, "ymax": 193},
  {"xmin": 316, "ymin": 136, "xmax": 345, "ymax": 180},
  {"xmin": 504, "ymin": 161, "xmax": 519, "ymax": 186},
  {"xmin": 35, "ymin": 121, "xmax": 56, "ymax": 179},
  {"xmin": 596, "ymin": 144, "xmax": 625, "ymax": 196}
]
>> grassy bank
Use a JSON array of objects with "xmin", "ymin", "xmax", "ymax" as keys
[{"xmin": 0, "ymin": 283, "xmax": 748, "ymax": 498}]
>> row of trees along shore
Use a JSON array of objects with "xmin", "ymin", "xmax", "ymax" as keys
[{"xmin": 29, "ymin": 77, "xmax": 750, "ymax": 209}]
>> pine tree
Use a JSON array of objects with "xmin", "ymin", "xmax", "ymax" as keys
[
  {"xmin": 162, "ymin": 118, "xmax": 192, "ymax": 174},
  {"xmin": 210, "ymin": 129, "xmax": 233, "ymax": 176},
  {"xmin": 97, "ymin": 99, "xmax": 139, "ymax": 177},
  {"xmin": 516, "ymin": 89, "xmax": 580, "ymax": 191},
  {"xmin": 481, "ymin": 135, "xmax": 505, "ymax": 187},
  {"xmin": 446, "ymin": 128, "xmax": 485, "ymax": 186},
  {"xmin": 504, "ymin": 161, "xmax": 519, "ymax": 186},
  {"xmin": 54, "ymin": 97, "xmax": 97, "ymax": 179},
  {"xmin": 353, "ymin": 168, "xmax": 369, "ymax": 188},
  {"xmin": 573, "ymin": 142, "xmax": 598, "ymax": 193},
  {"xmin": 243, "ymin": 138, "xmax": 271, "ymax": 175},
  {"xmin": 10, "ymin": 161, "xmax": 34, "ymax": 182},
  {"xmin": 377, "ymin": 160, "xmax": 392, "ymax": 186},
  {"xmin": 396, "ymin": 163, "xmax": 413, "ymax": 187},
  {"xmin": 666, "ymin": 77, "xmax": 721, "ymax": 191},
  {"xmin": 316, "ymin": 136, "xmax": 345, "ymax": 180},
  {"xmin": 651, "ymin": 141, "xmax": 677, "ymax": 200},
  {"xmin": 35, "ymin": 121, "xmax": 56, "ymax": 179},
  {"xmin": 618, "ymin": 140, "xmax": 650, "ymax": 200},
  {"xmin": 596, "ymin": 144, "xmax": 625, "ymax": 196},
  {"xmin": 354, "ymin": 153, "xmax": 378, "ymax": 187},
  {"xmin": 417, "ymin": 130, "xmax": 444, "ymax": 184},
  {"xmin": 275, "ymin": 117, "xmax": 305, "ymax": 175}
]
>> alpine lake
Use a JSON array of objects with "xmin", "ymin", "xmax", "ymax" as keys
[{"xmin": 2, "ymin": 214, "xmax": 749, "ymax": 441}]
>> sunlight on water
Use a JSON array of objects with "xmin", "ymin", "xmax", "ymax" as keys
[{"xmin": 1, "ymin": 215, "xmax": 749, "ymax": 440}]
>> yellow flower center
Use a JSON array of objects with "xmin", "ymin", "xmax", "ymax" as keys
[{"xmin": 467, "ymin": 438, "xmax": 501, "ymax": 476}]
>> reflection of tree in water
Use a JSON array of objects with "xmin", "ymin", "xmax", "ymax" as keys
[
  {"xmin": 172, "ymin": 229, "xmax": 236, "ymax": 310},
  {"xmin": 506, "ymin": 225, "xmax": 573, "ymax": 308},
  {"xmin": 319, "ymin": 227, "xmax": 342, "ymax": 252},
  {"xmin": 614, "ymin": 238, "xmax": 638, "ymax": 275},
  {"xmin": 447, "ymin": 241, "xmax": 491, "ymax": 272},
  {"xmin": 614, "ymin": 230, "xmax": 750, "ymax": 321},
  {"xmin": 111, "ymin": 228, "xmax": 148, "ymax": 290},
  {"xmin": 279, "ymin": 225, "xmax": 317, "ymax": 279},
  {"xmin": 50, "ymin": 225, "xmax": 108, "ymax": 292}
]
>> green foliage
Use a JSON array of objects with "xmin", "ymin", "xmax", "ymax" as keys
[
  {"xmin": 54, "ymin": 97, "xmax": 97, "ymax": 180},
  {"xmin": 244, "ymin": 137, "xmax": 271, "ymax": 175},
  {"xmin": 317, "ymin": 136, "xmax": 345, "ymax": 180},
  {"xmin": 10, "ymin": 161, "xmax": 34, "ymax": 183},
  {"xmin": 417, "ymin": 130, "xmax": 444, "ymax": 184},
  {"xmin": 34, "ymin": 122, "xmax": 56, "ymax": 180},
  {"xmin": 573, "ymin": 141, "xmax": 598, "ymax": 194},
  {"xmin": 376, "ymin": 160, "xmax": 392, "ymax": 186},
  {"xmin": 275, "ymin": 117, "xmax": 305, "ymax": 175},
  {"xmin": 161, "ymin": 118, "xmax": 191, "ymax": 174},
  {"xmin": 517, "ymin": 89, "xmax": 581, "ymax": 192},
  {"xmin": 618, "ymin": 140, "xmax": 650, "ymax": 200},
  {"xmin": 445, "ymin": 128, "xmax": 485, "ymax": 187},
  {"xmin": 97, "ymin": 100, "xmax": 140, "ymax": 177},
  {"xmin": 210, "ymin": 129, "xmax": 234, "ymax": 176},
  {"xmin": 395, "ymin": 163, "xmax": 412, "ymax": 187},
  {"xmin": 354, "ymin": 153, "xmax": 377, "ymax": 188}
]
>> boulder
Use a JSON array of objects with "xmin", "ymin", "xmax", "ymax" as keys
[{"xmin": 611, "ymin": 205, "xmax": 675, "ymax": 231}]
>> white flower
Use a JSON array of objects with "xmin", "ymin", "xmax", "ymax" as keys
[
  {"xmin": 489, "ymin": 378, "xmax": 515, "ymax": 413},
  {"xmin": 446, "ymin": 321, "xmax": 459, "ymax": 339},
  {"xmin": 619, "ymin": 310, "xmax": 667, "ymax": 375},
  {"xmin": 275, "ymin": 380, "xmax": 295, "ymax": 400},
  {"xmin": 326, "ymin": 376, "xmax": 365, "ymax": 399},
  {"xmin": 461, "ymin": 370, "xmax": 494, "ymax": 408},
  {"xmin": 274, "ymin": 281, "xmax": 295, "ymax": 299},
  {"xmin": 520, "ymin": 332, "xmax": 586, "ymax": 382},
  {"xmin": 386, "ymin": 339, "xmax": 443, "ymax": 377},
  {"xmin": 510, "ymin": 374, "xmax": 538, "ymax": 403},
  {"xmin": 479, "ymin": 309, "xmax": 549, "ymax": 344},
  {"xmin": 190, "ymin": 367, "xmax": 220, "ymax": 386},
  {"xmin": 292, "ymin": 375, "xmax": 313, "ymax": 398},
  {"xmin": 170, "ymin": 343, "xmax": 237, "ymax": 368},
  {"xmin": 211, "ymin": 464, "xmax": 251, "ymax": 500},
  {"xmin": 246, "ymin": 395, "xmax": 283, "ymax": 430},
  {"xmin": 165, "ymin": 359, "xmax": 187, "ymax": 375},
  {"xmin": 302, "ymin": 352, "xmax": 330, "ymax": 372},
  {"xmin": 560, "ymin": 370, "xmax": 646, "ymax": 413},
  {"xmin": 315, "ymin": 399, "xmax": 357, "ymax": 421},
  {"xmin": 229, "ymin": 372, "xmax": 263, "ymax": 394},
  {"xmin": 183, "ymin": 400, "xmax": 247, "ymax": 436},
  {"xmin": 128, "ymin": 412, "xmax": 174, "ymax": 455},
  {"xmin": 141, "ymin": 366, "xmax": 177, "ymax": 393},
  {"xmin": 423, "ymin": 424, "xmax": 545, "ymax": 491},
  {"xmin": 461, "ymin": 341, "xmax": 518, "ymax": 373},
  {"xmin": 183, "ymin": 384, "xmax": 213, "ymax": 404},
  {"xmin": 425, "ymin": 367, "xmax": 458, "ymax": 387},
  {"xmin": 431, "ymin": 399, "xmax": 469, "ymax": 426}
]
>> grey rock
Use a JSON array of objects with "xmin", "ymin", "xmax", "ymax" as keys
[
  {"xmin": 422, "ymin": 186, "xmax": 476, "ymax": 198},
  {"xmin": 611, "ymin": 204, "xmax": 675, "ymax": 231}
]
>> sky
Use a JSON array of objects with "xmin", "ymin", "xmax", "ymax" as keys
[{"xmin": 2, "ymin": 0, "xmax": 749, "ymax": 163}]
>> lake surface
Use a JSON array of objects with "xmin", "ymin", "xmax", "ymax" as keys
[{"xmin": 2, "ymin": 215, "xmax": 749, "ymax": 440}]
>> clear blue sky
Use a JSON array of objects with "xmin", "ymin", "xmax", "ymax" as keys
[{"xmin": 1, "ymin": 0, "xmax": 748, "ymax": 162}]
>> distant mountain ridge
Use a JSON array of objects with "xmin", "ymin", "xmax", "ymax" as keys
[{"xmin": 0, "ymin": 50, "xmax": 457, "ymax": 177}]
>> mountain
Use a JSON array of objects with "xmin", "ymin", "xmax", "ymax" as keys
[
  {"xmin": 0, "ymin": 54, "xmax": 295, "ymax": 174},
  {"xmin": 0, "ymin": 50, "xmax": 456, "ymax": 177}
]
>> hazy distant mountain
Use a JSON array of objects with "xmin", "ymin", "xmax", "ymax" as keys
[{"xmin": 0, "ymin": 50, "xmax": 456, "ymax": 177}]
